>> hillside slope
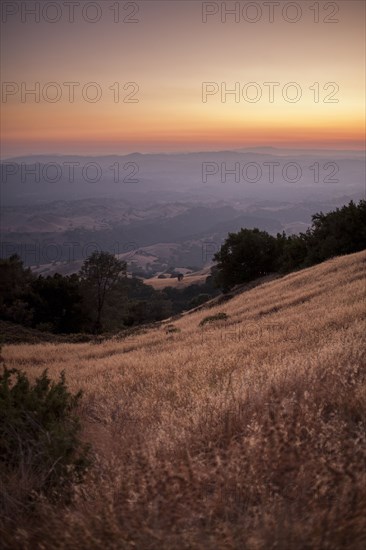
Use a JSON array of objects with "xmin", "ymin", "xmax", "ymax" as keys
[{"xmin": 2, "ymin": 251, "xmax": 366, "ymax": 549}]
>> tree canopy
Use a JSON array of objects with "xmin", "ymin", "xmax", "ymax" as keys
[
  {"xmin": 79, "ymin": 252, "xmax": 127, "ymax": 333},
  {"xmin": 214, "ymin": 228, "xmax": 278, "ymax": 291},
  {"xmin": 213, "ymin": 200, "xmax": 366, "ymax": 290}
]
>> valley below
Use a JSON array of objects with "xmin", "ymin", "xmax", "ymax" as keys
[{"xmin": 2, "ymin": 149, "xmax": 364, "ymax": 282}]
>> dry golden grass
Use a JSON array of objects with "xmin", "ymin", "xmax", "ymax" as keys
[
  {"xmin": 144, "ymin": 271, "xmax": 208, "ymax": 290},
  {"xmin": 1, "ymin": 251, "xmax": 366, "ymax": 549}
]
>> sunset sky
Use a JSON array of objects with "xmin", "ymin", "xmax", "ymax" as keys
[{"xmin": 1, "ymin": 0, "xmax": 365, "ymax": 157}]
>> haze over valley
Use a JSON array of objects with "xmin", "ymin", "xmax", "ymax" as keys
[{"xmin": 2, "ymin": 148, "xmax": 364, "ymax": 277}]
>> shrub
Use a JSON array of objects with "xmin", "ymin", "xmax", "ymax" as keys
[
  {"xmin": 0, "ymin": 366, "xmax": 90, "ymax": 506},
  {"xmin": 199, "ymin": 312, "xmax": 228, "ymax": 326},
  {"xmin": 165, "ymin": 325, "xmax": 180, "ymax": 334},
  {"xmin": 189, "ymin": 293, "xmax": 211, "ymax": 309},
  {"xmin": 68, "ymin": 333, "xmax": 95, "ymax": 343}
]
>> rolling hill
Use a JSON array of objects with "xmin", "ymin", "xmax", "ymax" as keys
[{"xmin": 2, "ymin": 250, "xmax": 366, "ymax": 549}]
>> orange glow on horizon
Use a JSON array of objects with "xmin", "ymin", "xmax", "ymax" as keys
[{"xmin": 1, "ymin": 1, "xmax": 365, "ymax": 157}]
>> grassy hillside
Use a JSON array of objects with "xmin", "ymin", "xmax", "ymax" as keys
[
  {"xmin": 145, "ymin": 268, "xmax": 210, "ymax": 290},
  {"xmin": 2, "ymin": 250, "xmax": 366, "ymax": 549}
]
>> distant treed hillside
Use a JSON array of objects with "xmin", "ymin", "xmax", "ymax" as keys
[
  {"xmin": 1, "ymin": 198, "xmax": 359, "ymax": 271},
  {"xmin": 1, "ymin": 200, "xmax": 365, "ymax": 338},
  {"xmin": 1, "ymin": 149, "xmax": 364, "ymax": 271}
]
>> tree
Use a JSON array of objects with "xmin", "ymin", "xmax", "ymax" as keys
[
  {"xmin": 212, "ymin": 201, "xmax": 366, "ymax": 289},
  {"xmin": 279, "ymin": 234, "xmax": 308, "ymax": 273},
  {"xmin": 304, "ymin": 200, "xmax": 366, "ymax": 266},
  {"xmin": 278, "ymin": 200, "xmax": 366, "ymax": 272},
  {"xmin": 80, "ymin": 252, "xmax": 126, "ymax": 333},
  {"xmin": 0, "ymin": 255, "xmax": 34, "ymax": 325},
  {"xmin": 214, "ymin": 228, "xmax": 278, "ymax": 291},
  {"xmin": 31, "ymin": 273, "xmax": 84, "ymax": 334}
]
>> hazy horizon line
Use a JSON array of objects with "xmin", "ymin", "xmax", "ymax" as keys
[{"xmin": 2, "ymin": 145, "xmax": 366, "ymax": 162}]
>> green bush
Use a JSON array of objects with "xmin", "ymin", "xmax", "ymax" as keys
[
  {"xmin": 0, "ymin": 367, "xmax": 90, "ymax": 503},
  {"xmin": 199, "ymin": 312, "xmax": 228, "ymax": 327}
]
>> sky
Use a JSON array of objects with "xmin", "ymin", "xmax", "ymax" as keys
[{"xmin": 0, "ymin": 0, "xmax": 365, "ymax": 157}]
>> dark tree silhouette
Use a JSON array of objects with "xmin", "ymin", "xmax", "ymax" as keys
[
  {"xmin": 80, "ymin": 252, "xmax": 126, "ymax": 333},
  {"xmin": 214, "ymin": 228, "xmax": 278, "ymax": 291}
]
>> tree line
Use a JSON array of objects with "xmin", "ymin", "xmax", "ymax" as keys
[
  {"xmin": 0, "ymin": 252, "xmax": 217, "ymax": 335},
  {"xmin": 213, "ymin": 200, "xmax": 366, "ymax": 290},
  {"xmin": 1, "ymin": 200, "xmax": 365, "ymax": 335}
]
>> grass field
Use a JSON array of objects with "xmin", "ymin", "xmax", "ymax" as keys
[
  {"xmin": 144, "ymin": 269, "xmax": 210, "ymax": 290},
  {"xmin": 1, "ymin": 250, "xmax": 366, "ymax": 549}
]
